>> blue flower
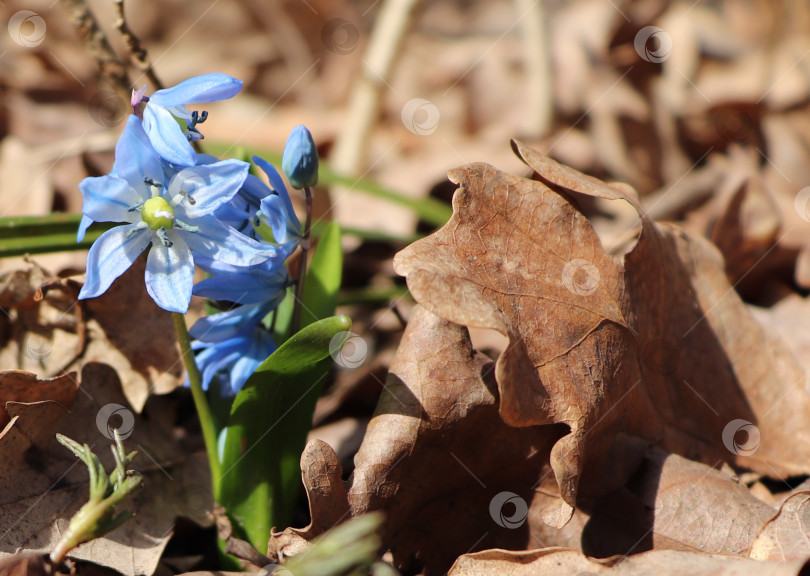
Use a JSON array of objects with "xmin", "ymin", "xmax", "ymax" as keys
[
  {"xmin": 189, "ymin": 301, "xmax": 278, "ymax": 395},
  {"xmin": 77, "ymin": 115, "xmax": 273, "ymax": 313},
  {"xmin": 281, "ymin": 125, "xmax": 318, "ymax": 189},
  {"xmin": 215, "ymin": 156, "xmax": 302, "ymax": 258},
  {"xmin": 191, "ymin": 324, "xmax": 277, "ymax": 396},
  {"xmin": 193, "ymin": 255, "xmax": 289, "ymax": 306},
  {"xmin": 132, "ymin": 73, "xmax": 243, "ymax": 166}
]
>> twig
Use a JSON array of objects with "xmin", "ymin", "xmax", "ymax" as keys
[
  {"xmin": 514, "ymin": 0, "xmax": 553, "ymax": 138},
  {"xmin": 59, "ymin": 0, "xmax": 131, "ymax": 101},
  {"xmin": 329, "ymin": 0, "xmax": 421, "ymax": 176},
  {"xmin": 112, "ymin": 0, "xmax": 164, "ymax": 90}
]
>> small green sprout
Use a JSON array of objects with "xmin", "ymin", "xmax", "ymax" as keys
[{"xmin": 49, "ymin": 430, "xmax": 142, "ymax": 566}]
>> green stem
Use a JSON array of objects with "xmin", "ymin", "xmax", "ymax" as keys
[
  {"xmin": 291, "ymin": 186, "xmax": 313, "ymax": 334},
  {"xmin": 172, "ymin": 312, "xmax": 221, "ymax": 496}
]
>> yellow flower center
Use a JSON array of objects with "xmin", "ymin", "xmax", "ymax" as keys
[{"xmin": 142, "ymin": 197, "xmax": 175, "ymax": 230}]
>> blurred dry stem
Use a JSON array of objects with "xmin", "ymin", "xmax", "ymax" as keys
[
  {"xmin": 112, "ymin": 0, "xmax": 163, "ymax": 90},
  {"xmin": 58, "ymin": 0, "xmax": 131, "ymax": 101},
  {"xmin": 330, "ymin": 0, "xmax": 421, "ymax": 177}
]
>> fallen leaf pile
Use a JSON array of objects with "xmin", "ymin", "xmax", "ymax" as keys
[
  {"xmin": 273, "ymin": 142, "xmax": 810, "ymax": 575},
  {"xmin": 0, "ymin": 262, "xmax": 207, "ymax": 576}
]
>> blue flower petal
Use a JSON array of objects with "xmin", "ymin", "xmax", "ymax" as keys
[
  {"xmin": 229, "ymin": 333, "xmax": 275, "ymax": 393},
  {"xmin": 192, "ymin": 255, "xmax": 241, "ymax": 276},
  {"xmin": 168, "ymin": 159, "xmax": 249, "ymax": 218},
  {"xmin": 193, "ymin": 266, "xmax": 287, "ymax": 305},
  {"xmin": 79, "ymin": 175, "xmax": 140, "ymax": 225},
  {"xmin": 77, "ymin": 215, "xmax": 93, "ymax": 242},
  {"xmin": 145, "ymin": 231, "xmax": 194, "ymax": 313},
  {"xmin": 259, "ymin": 194, "xmax": 296, "ymax": 245},
  {"xmin": 143, "ymin": 104, "xmax": 196, "ymax": 166},
  {"xmin": 183, "ymin": 216, "xmax": 275, "ymax": 266},
  {"xmin": 149, "ymin": 73, "xmax": 243, "ymax": 107},
  {"xmin": 79, "ymin": 224, "xmax": 151, "ymax": 300},
  {"xmin": 113, "ymin": 115, "xmax": 165, "ymax": 188},
  {"xmin": 254, "ymin": 156, "xmax": 296, "ymax": 215},
  {"xmin": 196, "ymin": 339, "xmax": 243, "ymax": 390},
  {"xmin": 189, "ymin": 302, "xmax": 266, "ymax": 342}
]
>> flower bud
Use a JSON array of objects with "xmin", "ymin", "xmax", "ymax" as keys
[{"xmin": 282, "ymin": 125, "xmax": 318, "ymax": 189}]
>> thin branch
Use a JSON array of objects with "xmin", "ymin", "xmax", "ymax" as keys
[
  {"xmin": 59, "ymin": 0, "xmax": 131, "ymax": 101},
  {"xmin": 112, "ymin": 0, "xmax": 164, "ymax": 90}
]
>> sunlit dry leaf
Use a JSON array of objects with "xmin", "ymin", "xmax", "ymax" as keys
[
  {"xmin": 0, "ymin": 260, "xmax": 183, "ymax": 411},
  {"xmin": 0, "ymin": 363, "xmax": 212, "ymax": 576},
  {"xmin": 584, "ymin": 448, "xmax": 774, "ymax": 557},
  {"xmin": 448, "ymin": 547, "xmax": 809, "ymax": 576},
  {"xmin": 393, "ymin": 141, "xmax": 810, "ymax": 524},
  {"xmin": 750, "ymin": 491, "xmax": 810, "ymax": 562},
  {"xmin": 269, "ymin": 439, "xmax": 350, "ymax": 560}
]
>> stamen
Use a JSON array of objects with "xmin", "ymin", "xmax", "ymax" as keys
[
  {"xmin": 128, "ymin": 200, "xmax": 145, "ymax": 212},
  {"xmin": 143, "ymin": 178, "xmax": 162, "ymax": 188},
  {"xmin": 189, "ymin": 110, "xmax": 208, "ymax": 128},
  {"xmin": 180, "ymin": 190, "xmax": 196, "ymax": 205},
  {"xmin": 175, "ymin": 219, "xmax": 199, "ymax": 233},
  {"xmin": 156, "ymin": 228, "xmax": 173, "ymax": 247},
  {"xmin": 169, "ymin": 190, "xmax": 196, "ymax": 207},
  {"xmin": 126, "ymin": 222, "xmax": 148, "ymax": 237}
]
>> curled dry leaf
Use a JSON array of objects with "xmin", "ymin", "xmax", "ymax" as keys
[
  {"xmin": 0, "ymin": 259, "xmax": 183, "ymax": 411},
  {"xmin": 447, "ymin": 548, "xmax": 810, "ymax": 576},
  {"xmin": 0, "ymin": 363, "xmax": 212, "ymax": 576},
  {"xmin": 393, "ymin": 141, "xmax": 810, "ymax": 520},
  {"xmin": 269, "ymin": 438, "xmax": 350, "ymax": 560},
  {"xmin": 276, "ymin": 306, "xmax": 586, "ymax": 575}
]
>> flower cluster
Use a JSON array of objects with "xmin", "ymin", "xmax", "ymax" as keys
[{"xmin": 78, "ymin": 73, "xmax": 318, "ymax": 395}]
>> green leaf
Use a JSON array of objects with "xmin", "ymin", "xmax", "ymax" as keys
[
  {"xmin": 300, "ymin": 221, "xmax": 342, "ymax": 329},
  {"xmin": 0, "ymin": 213, "xmax": 113, "ymax": 258},
  {"xmin": 217, "ymin": 315, "xmax": 352, "ymax": 550}
]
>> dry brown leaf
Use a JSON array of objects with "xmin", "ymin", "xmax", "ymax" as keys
[
  {"xmin": 0, "ymin": 260, "xmax": 183, "ymax": 411},
  {"xmin": 584, "ymin": 447, "xmax": 774, "ymax": 557},
  {"xmin": 0, "ymin": 370, "xmax": 78, "ymax": 429},
  {"xmin": 448, "ymin": 547, "xmax": 810, "ymax": 576},
  {"xmin": 275, "ymin": 306, "xmax": 587, "ymax": 575},
  {"xmin": 750, "ymin": 491, "xmax": 810, "ymax": 562},
  {"xmin": 393, "ymin": 141, "xmax": 810, "ymax": 521},
  {"xmin": 0, "ymin": 552, "xmax": 53, "ymax": 576},
  {"xmin": 0, "ymin": 363, "xmax": 212, "ymax": 576},
  {"xmin": 269, "ymin": 438, "xmax": 350, "ymax": 560}
]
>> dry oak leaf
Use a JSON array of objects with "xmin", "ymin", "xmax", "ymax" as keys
[
  {"xmin": 447, "ymin": 548, "xmax": 810, "ymax": 576},
  {"xmin": 0, "ymin": 363, "xmax": 212, "ymax": 576},
  {"xmin": 393, "ymin": 141, "xmax": 810, "ymax": 522},
  {"xmin": 274, "ymin": 305, "xmax": 587, "ymax": 576}
]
